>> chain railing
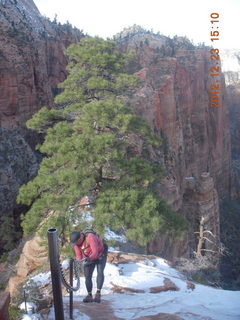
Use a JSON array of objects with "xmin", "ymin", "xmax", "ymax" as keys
[
  {"xmin": 59, "ymin": 257, "xmax": 85, "ymax": 319},
  {"xmin": 59, "ymin": 258, "xmax": 81, "ymax": 292}
]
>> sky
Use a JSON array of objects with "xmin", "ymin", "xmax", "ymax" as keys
[{"xmin": 33, "ymin": 0, "xmax": 240, "ymax": 50}]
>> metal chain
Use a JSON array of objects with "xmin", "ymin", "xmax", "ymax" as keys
[{"xmin": 59, "ymin": 258, "xmax": 81, "ymax": 292}]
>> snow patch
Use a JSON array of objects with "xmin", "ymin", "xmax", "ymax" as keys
[
  {"xmin": 20, "ymin": 254, "xmax": 240, "ymax": 320},
  {"xmin": 21, "ymin": 315, "xmax": 32, "ymax": 320},
  {"xmin": 108, "ymin": 246, "xmax": 121, "ymax": 252},
  {"xmin": 19, "ymin": 302, "xmax": 37, "ymax": 314},
  {"xmin": 61, "ymin": 259, "xmax": 70, "ymax": 270},
  {"xmin": 81, "ymin": 211, "xmax": 94, "ymax": 223},
  {"xmin": 29, "ymin": 272, "xmax": 51, "ymax": 286},
  {"xmin": 104, "ymin": 228, "xmax": 126, "ymax": 243},
  {"xmin": 21, "ymin": 314, "xmax": 41, "ymax": 320},
  {"xmin": 221, "ymin": 52, "xmax": 240, "ymax": 73},
  {"xmin": 221, "ymin": 49, "xmax": 240, "ymax": 85}
]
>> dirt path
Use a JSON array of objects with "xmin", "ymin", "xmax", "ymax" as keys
[
  {"xmin": 64, "ymin": 299, "xmax": 124, "ymax": 320},
  {"xmin": 63, "ymin": 298, "xmax": 184, "ymax": 320}
]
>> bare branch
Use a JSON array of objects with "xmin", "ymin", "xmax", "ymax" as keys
[
  {"xmin": 202, "ymin": 237, "xmax": 215, "ymax": 244},
  {"xmin": 200, "ymin": 249, "xmax": 218, "ymax": 253},
  {"xmin": 203, "ymin": 230, "xmax": 216, "ymax": 237}
]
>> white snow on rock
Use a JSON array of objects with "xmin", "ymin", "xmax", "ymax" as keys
[
  {"xmin": 22, "ymin": 254, "xmax": 240, "ymax": 320},
  {"xmin": 29, "ymin": 272, "xmax": 51, "ymax": 286},
  {"xmin": 19, "ymin": 302, "xmax": 37, "ymax": 314},
  {"xmin": 104, "ymin": 228, "xmax": 127, "ymax": 243},
  {"xmin": 61, "ymin": 259, "xmax": 70, "ymax": 270},
  {"xmin": 221, "ymin": 50, "xmax": 240, "ymax": 73},
  {"xmin": 220, "ymin": 49, "xmax": 240, "ymax": 85},
  {"xmin": 70, "ymin": 209, "xmax": 94, "ymax": 227},
  {"xmin": 108, "ymin": 246, "xmax": 121, "ymax": 252},
  {"xmin": 103, "ymin": 259, "xmax": 240, "ymax": 320},
  {"xmin": 19, "ymin": 302, "xmax": 41, "ymax": 319},
  {"xmin": 21, "ymin": 314, "xmax": 41, "ymax": 320},
  {"xmin": 81, "ymin": 211, "xmax": 94, "ymax": 223},
  {"xmin": 14, "ymin": 0, "xmax": 45, "ymax": 34},
  {"xmin": 21, "ymin": 315, "xmax": 32, "ymax": 320}
]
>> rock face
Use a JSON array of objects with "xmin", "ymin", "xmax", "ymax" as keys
[
  {"xmin": 0, "ymin": 0, "xmax": 83, "ymax": 131},
  {"xmin": 116, "ymin": 29, "xmax": 232, "ymax": 259},
  {"xmin": 0, "ymin": 0, "xmax": 83, "ymax": 252},
  {"xmin": 219, "ymin": 50, "xmax": 240, "ymax": 287},
  {"xmin": 183, "ymin": 173, "xmax": 220, "ymax": 259},
  {"xmin": 221, "ymin": 49, "xmax": 240, "ymax": 199},
  {"xmin": 0, "ymin": 8, "xmax": 235, "ymax": 268},
  {"xmin": 0, "ymin": 128, "xmax": 38, "ymax": 252},
  {"xmin": 148, "ymin": 173, "xmax": 221, "ymax": 260},
  {"xmin": 8, "ymin": 235, "xmax": 48, "ymax": 296}
]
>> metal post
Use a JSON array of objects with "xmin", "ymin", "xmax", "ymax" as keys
[
  {"xmin": 24, "ymin": 290, "xmax": 27, "ymax": 314},
  {"xmin": 69, "ymin": 258, "xmax": 73, "ymax": 319},
  {"xmin": 47, "ymin": 228, "xmax": 65, "ymax": 320}
]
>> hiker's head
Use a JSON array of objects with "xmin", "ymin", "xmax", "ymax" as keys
[{"xmin": 70, "ymin": 231, "xmax": 84, "ymax": 246}]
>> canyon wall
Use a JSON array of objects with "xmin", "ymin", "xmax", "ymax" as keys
[
  {"xmin": 0, "ymin": 3, "xmax": 235, "ymax": 266},
  {"xmin": 221, "ymin": 49, "xmax": 240, "ymax": 199},
  {"xmin": 0, "ymin": 128, "xmax": 38, "ymax": 252},
  {"xmin": 219, "ymin": 49, "xmax": 240, "ymax": 287},
  {"xmin": 116, "ymin": 28, "xmax": 232, "ymax": 259},
  {"xmin": 0, "ymin": 0, "xmax": 83, "ymax": 252},
  {"xmin": 0, "ymin": 0, "xmax": 83, "ymax": 132}
]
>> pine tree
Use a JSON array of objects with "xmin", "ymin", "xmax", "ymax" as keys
[{"xmin": 18, "ymin": 37, "xmax": 186, "ymax": 246}]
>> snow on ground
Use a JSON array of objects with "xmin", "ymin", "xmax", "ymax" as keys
[
  {"xmin": 29, "ymin": 272, "xmax": 51, "ymax": 286},
  {"xmin": 62, "ymin": 259, "xmax": 70, "ymax": 270},
  {"xmin": 21, "ymin": 251, "xmax": 240, "ymax": 320},
  {"xmin": 19, "ymin": 302, "xmax": 37, "ymax": 314},
  {"xmin": 102, "ymin": 257, "xmax": 240, "ymax": 319},
  {"xmin": 19, "ymin": 302, "xmax": 42, "ymax": 320}
]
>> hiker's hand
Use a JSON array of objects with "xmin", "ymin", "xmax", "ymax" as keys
[{"xmin": 83, "ymin": 257, "xmax": 92, "ymax": 265}]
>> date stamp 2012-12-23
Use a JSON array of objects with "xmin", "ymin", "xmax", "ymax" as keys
[{"xmin": 209, "ymin": 13, "xmax": 220, "ymax": 108}]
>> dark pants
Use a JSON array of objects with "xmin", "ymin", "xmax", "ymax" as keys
[{"xmin": 84, "ymin": 245, "xmax": 108, "ymax": 293}]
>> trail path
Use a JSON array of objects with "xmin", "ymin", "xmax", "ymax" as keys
[
  {"xmin": 64, "ymin": 298, "xmax": 123, "ymax": 320},
  {"xmin": 62, "ymin": 297, "xmax": 183, "ymax": 320}
]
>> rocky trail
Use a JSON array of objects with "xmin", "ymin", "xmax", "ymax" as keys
[{"xmin": 48, "ymin": 296, "xmax": 184, "ymax": 320}]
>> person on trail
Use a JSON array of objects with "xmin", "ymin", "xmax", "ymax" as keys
[{"xmin": 70, "ymin": 230, "xmax": 108, "ymax": 303}]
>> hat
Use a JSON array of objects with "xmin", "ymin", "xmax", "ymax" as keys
[{"xmin": 70, "ymin": 231, "xmax": 81, "ymax": 246}]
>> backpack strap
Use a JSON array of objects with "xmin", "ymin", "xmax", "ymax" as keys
[
  {"xmin": 83, "ymin": 228, "xmax": 105, "ymax": 247},
  {"xmin": 85, "ymin": 235, "xmax": 90, "ymax": 246},
  {"xmin": 83, "ymin": 228, "xmax": 96, "ymax": 244}
]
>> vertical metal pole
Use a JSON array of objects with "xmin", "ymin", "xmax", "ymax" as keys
[
  {"xmin": 69, "ymin": 259, "xmax": 73, "ymax": 319},
  {"xmin": 47, "ymin": 228, "xmax": 65, "ymax": 320},
  {"xmin": 24, "ymin": 290, "xmax": 27, "ymax": 314}
]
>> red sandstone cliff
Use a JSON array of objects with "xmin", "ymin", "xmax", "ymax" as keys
[
  {"xmin": 0, "ymin": 0, "xmax": 83, "ymax": 131},
  {"xmin": 0, "ymin": 11, "xmax": 234, "ymax": 263},
  {"xmin": 0, "ymin": 0, "xmax": 83, "ymax": 253},
  {"xmin": 116, "ymin": 28, "xmax": 232, "ymax": 259}
]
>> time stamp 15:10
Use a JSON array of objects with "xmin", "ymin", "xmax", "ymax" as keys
[{"xmin": 209, "ymin": 13, "xmax": 220, "ymax": 108}]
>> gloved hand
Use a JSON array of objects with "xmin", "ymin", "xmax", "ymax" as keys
[{"xmin": 83, "ymin": 257, "xmax": 93, "ymax": 266}]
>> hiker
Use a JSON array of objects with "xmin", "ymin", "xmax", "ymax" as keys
[{"xmin": 70, "ymin": 230, "xmax": 108, "ymax": 303}]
